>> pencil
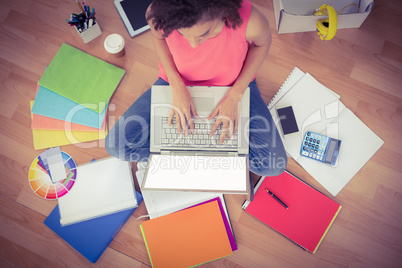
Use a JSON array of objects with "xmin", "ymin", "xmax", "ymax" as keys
[{"xmin": 74, "ymin": 0, "xmax": 85, "ymax": 14}]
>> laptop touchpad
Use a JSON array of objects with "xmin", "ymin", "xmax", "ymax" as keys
[{"xmin": 194, "ymin": 97, "xmax": 215, "ymax": 116}]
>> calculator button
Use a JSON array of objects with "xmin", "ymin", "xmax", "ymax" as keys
[
  {"xmin": 307, "ymin": 132, "xmax": 311, "ymax": 136},
  {"xmin": 315, "ymin": 145, "xmax": 319, "ymax": 149},
  {"xmin": 313, "ymin": 139, "xmax": 316, "ymax": 143},
  {"xmin": 309, "ymin": 153, "xmax": 313, "ymax": 157},
  {"xmin": 317, "ymin": 140, "xmax": 320, "ymax": 144},
  {"xmin": 304, "ymin": 141, "xmax": 308, "ymax": 145},
  {"xmin": 302, "ymin": 151, "xmax": 309, "ymax": 156}
]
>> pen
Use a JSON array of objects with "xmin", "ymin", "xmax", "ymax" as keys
[
  {"xmin": 74, "ymin": 0, "xmax": 85, "ymax": 14},
  {"xmin": 265, "ymin": 189, "xmax": 288, "ymax": 209}
]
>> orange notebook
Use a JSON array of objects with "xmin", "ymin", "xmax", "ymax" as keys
[
  {"xmin": 31, "ymin": 113, "xmax": 107, "ymax": 132},
  {"xmin": 242, "ymin": 170, "xmax": 341, "ymax": 253},
  {"xmin": 140, "ymin": 200, "xmax": 233, "ymax": 268}
]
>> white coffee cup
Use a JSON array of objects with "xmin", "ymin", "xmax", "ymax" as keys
[{"xmin": 104, "ymin": 33, "xmax": 125, "ymax": 57}]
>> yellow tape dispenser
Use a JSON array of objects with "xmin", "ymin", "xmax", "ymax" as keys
[{"xmin": 314, "ymin": 4, "xmax": 338, "ymax": 41}]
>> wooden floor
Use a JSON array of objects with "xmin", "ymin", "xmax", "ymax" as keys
[{"xmin": 1, "ymin": 0, "xmax": 401, "ymax": 267}]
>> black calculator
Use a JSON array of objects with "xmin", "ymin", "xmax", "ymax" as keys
[{"xmin": 300, "ymin": 131, "xmax": 341, "ymax": 165}]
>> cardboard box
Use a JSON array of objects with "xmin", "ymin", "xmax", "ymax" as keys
[{"xmin": 273, "ymin": 0, "xmax": 374, "ymax": 34}]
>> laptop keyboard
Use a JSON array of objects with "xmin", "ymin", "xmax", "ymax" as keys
[{"xmin": 160, "ymin": 117, "xmax": 238, "ymax": 149}]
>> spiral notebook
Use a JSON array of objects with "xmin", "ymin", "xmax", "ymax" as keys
[
  {"xmin": 268, "ymin": 68, "xmax": 384, "ymax": 196},
  {"xmin": 242, "ymin": 170, "xmax": 342, "ymax": 253},
  {"xmin": 267, "ymin": 67, "xmax": 305, "ymax": 110}
]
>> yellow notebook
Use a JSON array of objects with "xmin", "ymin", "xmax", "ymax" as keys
[{"xmin": 140, "ymin": 200, "xmax": 233, "ymax": 268}]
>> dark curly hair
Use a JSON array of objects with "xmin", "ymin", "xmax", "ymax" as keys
[{"xmin": 147, "ymin": 0, "xmax": 243, "ymax": 37}]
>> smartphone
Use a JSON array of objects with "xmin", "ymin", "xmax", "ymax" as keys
[{"xmin": 276, "ymin": 105, "xmax": 299, "ymax": 138}]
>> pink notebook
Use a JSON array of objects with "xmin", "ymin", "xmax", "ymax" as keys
[{"xmin": 243, "ymin": 170, "xmax": 341, "ymax": 253}]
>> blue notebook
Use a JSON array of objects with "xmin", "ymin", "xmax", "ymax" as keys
[
  {"xmin": 44, "ymin": 191, "xmax": 143, "ymax": 263},
  {"xmin": 32, "ymin": 85, "xmax": 108, "ymax": 129}
]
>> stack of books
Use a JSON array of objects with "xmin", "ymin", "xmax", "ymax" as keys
[
  {"xmin": 30, "ymin": 43, "xmax": 126, "ymax": 150},
  {"xmin": 136, "ymin": 164, "xmax": 238, "ymax": 267},
  {"xmin": 140, "ymin": 198, "xmax": 236, "ymax": 268}
]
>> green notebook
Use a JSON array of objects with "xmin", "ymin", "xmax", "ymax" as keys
[{"xmin": 39, "ymin": 43, "xmax": 125, "ymax": 113}]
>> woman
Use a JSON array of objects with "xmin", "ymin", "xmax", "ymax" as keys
[{"xmin": 106, "ymin": 0, "xmax": 287, "ymax": 176}]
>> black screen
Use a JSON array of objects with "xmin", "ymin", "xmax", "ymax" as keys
[
  {"xmin": 277, "ymin": 106, "xmax": 299, "ymax": 135},
  {"xmin": 121, "ymin": 0, "xmax": 151, "ymax": 30}
]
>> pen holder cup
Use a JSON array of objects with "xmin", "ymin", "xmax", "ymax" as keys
[{"xmin": 75, "ymin": 23, "xmax": 102, "ymax": 44}]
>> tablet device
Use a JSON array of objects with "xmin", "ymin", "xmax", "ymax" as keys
[{"xmin": 114, "ymin": 0, "xmax": 151, "ymax": 37}]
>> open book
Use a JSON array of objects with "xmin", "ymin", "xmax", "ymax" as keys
[
  {"xmin": 58, "ymin": 157, "xmax": 138, "ymax": 226},
  {"xmin": 268, "ymin": 68, "xmax": 384, "ymax": 196}
]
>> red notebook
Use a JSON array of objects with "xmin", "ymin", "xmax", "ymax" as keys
[{"xmin": 242, "ymin": 170, "xmax": 341, "ymax": 253}]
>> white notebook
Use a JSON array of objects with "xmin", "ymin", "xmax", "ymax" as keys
[
  {"xmin": 58, "ymin": 157, "xmax": 138, "ymax": 226},
  {"xmin": 269, "ymin": 68, "xmax": 384, "ymax": 196},
  {"xmin": 267, "ymin": 67, "xmax": 305, "ymax": 110}
]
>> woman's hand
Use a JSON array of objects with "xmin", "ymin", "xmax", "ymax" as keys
[
  {"xmin": 169, "ymin": 82, "xmax": 198, "ymax": 136},
  {"xmin": 208, "ymin": 90, "xmax": 243, "ymax": 143}
]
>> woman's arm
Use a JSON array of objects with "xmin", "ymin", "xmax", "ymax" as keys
[
  {"xmin": 146, "ymin": 5, "xmax": 197, "ymax": 136},
  {"xmin": 209, "ymin": 6, "xmax": 272, "ymax": 142}
]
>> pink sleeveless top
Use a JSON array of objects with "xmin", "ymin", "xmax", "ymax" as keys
[{"xmin": 158, "ymin": 0, "xmax": 252, "ymax": 86}]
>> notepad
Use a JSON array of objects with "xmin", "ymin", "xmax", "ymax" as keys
[
  {"xmin": 38, "ymin": 43, "xmax": 125, "ymax": 113},
  {"xmin": 140, "ymin": 201, "xmax": 233, "ymax": 268},
  {"xmin": 242, "ymin": 171, "xmax": 342, "ymax": 253},
  {"xmin": 58, "ymin": 157, "xmax": 137, "ymax": 226},
  {"xmin": 268, "ymin": 68, "xmax": 384, "ymax": 196}
]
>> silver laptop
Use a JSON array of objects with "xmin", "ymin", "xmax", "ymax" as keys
[{"xmin": 141, "ymin": 85, "xmax": 251, "ymax": 194}]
